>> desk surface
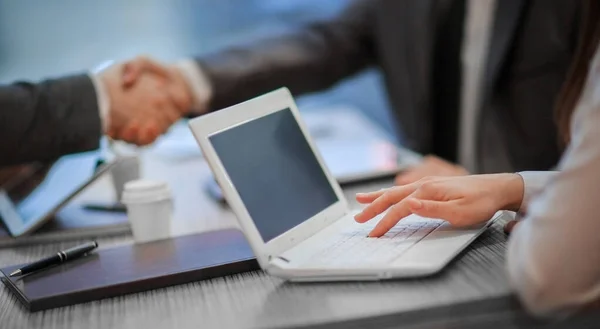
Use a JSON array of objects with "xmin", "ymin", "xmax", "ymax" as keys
[
  {"xmin": 0, "ymin": 183, "xmax": 512, "ymax": 329},
  {"xmin": 0, "ymin": 135, "xmax": 589, "ymax": 329}
]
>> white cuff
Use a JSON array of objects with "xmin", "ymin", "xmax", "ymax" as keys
[
  {"xmin": 517, "ymin": 171, "xmax": 559, "ymax": 213},
  {"xmin": 88, "ymin": 72, "xmax": 110, "ymax": 132},
  {"xmin": 173, "ymin": 59, "xmax": 212, "ymax": 114}
]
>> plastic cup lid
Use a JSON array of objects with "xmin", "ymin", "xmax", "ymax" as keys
[{"xmin": 121, "ymin": 179, "xmax": 172, "ymax": 204}]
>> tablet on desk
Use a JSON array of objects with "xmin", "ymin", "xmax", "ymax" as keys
[{"xmin": 0, "ymin": 152, "xmax": 121, "ymax": 237}]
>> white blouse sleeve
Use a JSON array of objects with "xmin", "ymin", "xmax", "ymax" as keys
[
  {"xmin": 506, "ymin": 47, "xmax": 600, "ymax": 316},
  {"xmin": 517, "ymin": 171, "xmax": 559, "ymax": 213}
]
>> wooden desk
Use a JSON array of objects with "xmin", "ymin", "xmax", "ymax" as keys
[{"xmin": 0, "ymin": 131, "xmax": 595, "ymax": 328}]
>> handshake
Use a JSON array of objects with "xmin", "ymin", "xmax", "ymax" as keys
[{"xmin": 99, "ymin": 57, "xmax": 198, "ymax": 145}]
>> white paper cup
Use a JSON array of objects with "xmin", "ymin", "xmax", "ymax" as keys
[
  {"xmin": 122, "ymin": 180, "xmax": 173, "ymax": 243},
  {"xmin": 111, "ymin": 156, "xmax": 141, "ymax": 203}
]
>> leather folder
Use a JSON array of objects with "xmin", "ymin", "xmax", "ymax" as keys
[{"xmin": 0, "ymin": 228, "xmax": 258, "ymax": 311}]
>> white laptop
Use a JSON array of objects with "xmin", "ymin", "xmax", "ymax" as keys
[{"xmin": 189, "ymin": 88, "xmax": 500, "ymax": 282}]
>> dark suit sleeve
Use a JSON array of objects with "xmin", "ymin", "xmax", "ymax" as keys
[
  {"xmin": 0, "ymin": 74, "xmax": 102, "ymax": 166},
  {"xmin": 195, "ymin": 0, "xmax": 377, "ymax": 111}
]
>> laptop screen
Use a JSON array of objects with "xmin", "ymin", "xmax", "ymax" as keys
[{"xmin": 209, "ymin": 108, "xmax": 339, "ymax": 242}]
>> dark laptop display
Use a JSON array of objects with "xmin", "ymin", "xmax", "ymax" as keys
[{"xmin": 209, "ymin": 108, "xmax": 339, "ymax": 242}]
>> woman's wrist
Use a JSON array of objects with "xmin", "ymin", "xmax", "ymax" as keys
[{"xmin": 497, "ymin": 173, "xmax": 525, "ymax": 212}]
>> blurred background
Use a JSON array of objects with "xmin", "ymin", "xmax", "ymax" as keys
[{"xmin": 0, "ymin": 0, "xmax": 400, "ymax": 143}]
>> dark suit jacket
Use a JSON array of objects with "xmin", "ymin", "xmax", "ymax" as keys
[
  {"xmin": 0, "ymin": 74, "xmax": 102, "ymax": 166},
  {"xmin": 194, "ymin": 0, "xmax": 581, "ymax": 172}
]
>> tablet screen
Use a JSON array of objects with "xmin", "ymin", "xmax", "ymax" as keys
[{"xmin": 0, "ymin": 151, "xmax": 112, "ymax": 236}]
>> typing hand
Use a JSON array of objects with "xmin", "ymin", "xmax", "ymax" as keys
[
  {"xmin": 395, "ymin": 155, "xmax": 468, "ymax": 186},
  {"xmin": 354, "ymin": 174, "xmax": 524, "ymax": 237},
  {"xmin": 100, "ymin": 58, "xmax": 193, "ymax": 145}
]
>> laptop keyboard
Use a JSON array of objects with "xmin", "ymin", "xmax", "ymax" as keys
[{"xmin": 304, "ymin": 218, "xmax": 444, "ymax": 267}]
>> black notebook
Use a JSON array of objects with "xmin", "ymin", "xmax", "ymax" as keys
[{"xmin": 0, "ymin": 229, "xmax": 259, "ymax": 311}]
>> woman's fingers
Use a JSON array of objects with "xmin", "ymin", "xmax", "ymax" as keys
[
  {"xmin": 368, "ymin": 200, "xmax": 413, "ymax": 237},
  {"xmin": 411, "ymin": 198, "xmax": 496, "ymax": 227},
  {"xmin": 354, "ymin": 185, "xmax": 416, "ymax": 223},
  {"xmin": 407, "ymin": 198, "xmax": 459, "ymax": 221},
  {"xmin": 364, "ymin": 182, "xmax": 456, "ymax": 237},
  {"xmin": 355, "ymin": 188, "xmax": 389, "ymax": 204}
]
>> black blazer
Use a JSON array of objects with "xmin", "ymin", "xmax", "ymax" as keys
[
  {"xmin": 195, "ymin": 0, "xmax": 581, "ymax": 172},
  {"xmin": 0, "ymin": 74, "xmax": 102, "ymax": 166}
]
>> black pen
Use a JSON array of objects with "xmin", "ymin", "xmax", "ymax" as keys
[{"xmin": 9, "ymin": 241, "xmax": 98, "ymax": 277}]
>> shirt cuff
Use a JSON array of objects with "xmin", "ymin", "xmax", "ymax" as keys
[
  {"xmin": 88, "ymin": 72, "xmax": 110, "ymax": 132},
  {"xmin": 173, "ymin": 59, "xmax": 212, "ymax": 114},
  {"xmin": 517, "ymin": 171, "xmax": 558, "ymax": 213}
]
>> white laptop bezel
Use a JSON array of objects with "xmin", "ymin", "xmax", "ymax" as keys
[{"xmin": 188, "ymin": 88, "xmax": 349, "ymax": 267}]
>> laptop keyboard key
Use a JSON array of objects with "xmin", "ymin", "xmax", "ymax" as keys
[{"xmin": 304, "ymin": 219, "xmax": 443, "ymax": 267}]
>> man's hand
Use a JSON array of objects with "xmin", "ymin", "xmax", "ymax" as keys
[
  {"xmin": 121, "ymin": 56, "xmax": 194, "ymax": 111},
  {"xmin": 395, "ymin": 155, "xmax": 468, "ymax": 185},
  {"xmin": 354, "ymin": 173, "xmax": 524, "ymax": 237},
  {"xmin": 99, "ymin": 58, "xmax": 193, "ymax": 145}
]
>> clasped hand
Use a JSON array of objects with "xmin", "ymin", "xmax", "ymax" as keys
[
  {"xmin": 354, "ymin": 173, "xmax": 525, "ymax": 237},
  {"xmin": 99, "ymin": 57, "xmax": 193, "ymax": 145}
]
